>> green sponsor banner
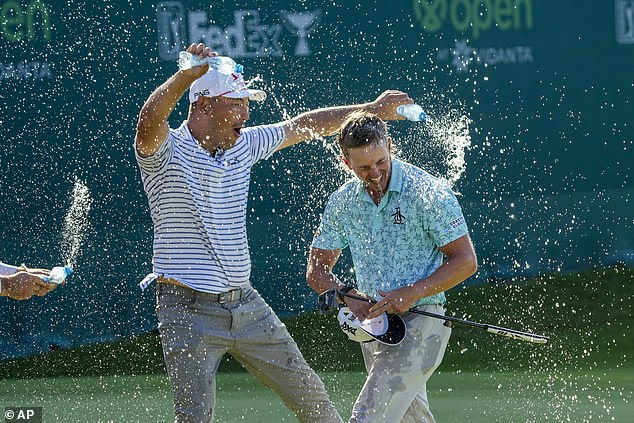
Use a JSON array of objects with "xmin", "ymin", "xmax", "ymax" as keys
[{"xmin": 0, "ymin": 0, "xmax": 632, "ymax": 359}]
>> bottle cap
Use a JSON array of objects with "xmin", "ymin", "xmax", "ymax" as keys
[{"xmin": 64, "ymin": 265, "xmax": 74, "ymax": 276}]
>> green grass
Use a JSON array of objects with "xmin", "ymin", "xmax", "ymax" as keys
[{"xmin": 1, "ymin": 369, "xmax": 631, "ymax": 422}]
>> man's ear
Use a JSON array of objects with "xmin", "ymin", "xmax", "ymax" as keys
[
  {"xmin": 196, "ymin": 97, "xmax": 211, "ymax": 114},
  {"xmin": 339, "ymin": 154, "xmax": 352, "ymax": 170}
]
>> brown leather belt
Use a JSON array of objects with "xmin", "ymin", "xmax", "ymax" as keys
[
  {"xmin": 157, "ymin": 276, "xmax": 189, "ymax": 289},
  {"xmin": 157, "ymin": 277, "xmax": 245, "ymax": 304}
]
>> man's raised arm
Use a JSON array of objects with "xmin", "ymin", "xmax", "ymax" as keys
[
  {"xmin": 135, "ymin": 43, "xmax": 214, "ymax": 157},
  {"xmin": 278, "ymin": 90, "xmax": 412, "ymax": 151}
]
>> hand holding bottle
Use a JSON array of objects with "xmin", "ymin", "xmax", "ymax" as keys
[
  {"xmin": 397, "ymin": 104, "xmax": 427, "ymax": 122},
  {"xmin": 178, "ymin": 52, "xmax": 243, "ymax": 74},
  {"xmin": 178, "ymin": 43, "xmax": 216, "ymax": 79},
  {"xmin": 366, "ymin": 90, "xmax": 415, "ymax": 120},
  {"xmin": 0, "ymin": 264, "xmax": 58, "ymax": 300},
  {"xmin": 42, "ymin": 265, "xmax": 73, "ymax": 285}
]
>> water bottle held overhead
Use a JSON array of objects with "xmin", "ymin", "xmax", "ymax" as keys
[
  {"xmin": 177, "ymin": 51, "xmax": 244, "ymax": 74},
  {"xmin": 42, "ymin": 264, "xmax": 73, "ymax": 285},
  {"xmin": 397, "ymin": 104, "xmax": 427, "ymax": 122}
]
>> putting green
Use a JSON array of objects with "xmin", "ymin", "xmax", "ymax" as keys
[{"xmin": 1, "ymin": 368, "xmax": 631, "ymax": 422}]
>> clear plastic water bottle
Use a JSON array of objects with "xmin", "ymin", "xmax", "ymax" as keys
[
  {"xmin": 397, "ymin": 104, "xmax": 427, "ymax": 122},
  {"xmin": 177, "ymin": 51, "xmax": 243, "ymax": 74},
  {"xmin": 42, "ymin": 265, "xmax": 73, "ymax": 285}
]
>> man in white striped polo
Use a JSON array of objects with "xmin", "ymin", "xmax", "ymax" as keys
[{"xmin": 135, "ymin": 42, "xmax": 412, "ymax": 423}]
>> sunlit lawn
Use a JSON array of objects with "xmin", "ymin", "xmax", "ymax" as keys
[{"xmin": 1, "ymin": 368, "xmax": 631, "ymax": 422}]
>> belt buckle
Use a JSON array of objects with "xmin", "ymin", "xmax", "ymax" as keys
[
  {"xmin": 228, "ymin": 288, "xmax": 241, "ymax": 302},
  {"xmin": 218, "ymin": 289, "xmax": 240, "ymax": 304},
  {"xmin": 217, "ymin": 291, "xmax": 230, "ymax": 304}
]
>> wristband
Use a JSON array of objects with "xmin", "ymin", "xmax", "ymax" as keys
[{"xmin": 338, "ymin": 286, "xmax": 354, "ymax": 303}]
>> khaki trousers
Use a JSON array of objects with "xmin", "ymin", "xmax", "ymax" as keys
[
  {"xmin": 156, "ymin": 283, "xmax": 343, "ymax": 423},
  {"xmin": 350, "ymin": 305, "xmax": 451, "ymax": 423}
]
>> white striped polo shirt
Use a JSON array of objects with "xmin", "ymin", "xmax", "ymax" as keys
[{"xmin": 136, "ymin": 121, "xmax": 285, "ymax": 293}]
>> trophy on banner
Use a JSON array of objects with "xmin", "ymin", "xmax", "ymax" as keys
[{"xmin": 281, "ymin": 10, "xmax": 321, "ymax": 56}]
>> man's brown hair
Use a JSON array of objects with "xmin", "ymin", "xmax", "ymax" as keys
[{"xmin": 338, "ymin": 110, "xmax": 389, "ymax": 158}]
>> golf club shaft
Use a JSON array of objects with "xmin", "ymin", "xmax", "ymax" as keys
[{"xmin": 340, "ymin": 292, "xmax": 549, "ymax": 345}]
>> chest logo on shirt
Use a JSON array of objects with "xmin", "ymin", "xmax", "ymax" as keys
[
  {"xmin": 222, "ymin": 158, "xmax": 239, "ymax": 167},
  {"xmin": 391, "ymin": 207, "xmax": 405, "ymax": 225},
  {"xmin": 211, "ymin": 155, "xmax": 239, "ymax": 167}
]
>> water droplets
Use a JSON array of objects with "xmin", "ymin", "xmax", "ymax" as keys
[{"xmin": 60, "ymin": 178, "xmax": 93, "ymax": 268}]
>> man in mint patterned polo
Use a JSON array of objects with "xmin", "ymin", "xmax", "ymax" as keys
[{"xmin": 307, "ymin": 110, "xmax": 478, "ymax": 423}]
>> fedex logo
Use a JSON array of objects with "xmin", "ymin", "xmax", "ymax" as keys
[{"xmin": 157, "ymin": 2, "xmax": 321, "ymax": 60}]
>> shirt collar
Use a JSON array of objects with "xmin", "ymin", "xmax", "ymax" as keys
[{"xmin": 387, "ymin": 158, "xmax": 404, "ymax": 193}]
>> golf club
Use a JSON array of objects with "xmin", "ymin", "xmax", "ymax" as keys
[{"xmin": 318, "ymin": 288, "xmax": 549, "ymax": 345}]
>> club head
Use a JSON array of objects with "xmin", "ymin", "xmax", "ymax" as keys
[{"xmin": 318, "ymin": 288, "xmax": 338, "ymax": 315}]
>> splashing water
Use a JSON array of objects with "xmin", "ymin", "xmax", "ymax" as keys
[
  {"xmin": 397, "ymin": 104, "xmax": 472, "ymax": 190},
  {"xmin": 60, "ymin": 178, "xmax": 93, "ymax": 267},
  {"xmin": 426, "ymin": 111, "xmax": 472, "ymax": 187}
]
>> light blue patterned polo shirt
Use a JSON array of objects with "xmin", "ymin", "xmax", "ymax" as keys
[{"xmin": 312, "ymin": 159, "xmax": 469, "ymax": 306}]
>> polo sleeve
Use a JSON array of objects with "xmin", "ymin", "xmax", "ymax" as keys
[
  {"xmin": 135, "ymin": 133, "xmax": 173, "ymax": 174},
  {"xmin": 311, "ymin": 195, "xmax": 349, "ymax": 251},
  {"xmin": 423, "ymin": 184, "xmax": 469, "ymax": 248},
  {"xmin": 246, "ymin": 124, "xmax": 285, "ymax": 165}
]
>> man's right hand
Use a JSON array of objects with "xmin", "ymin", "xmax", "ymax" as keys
[
  {"xmin": 341, "ymin": 288, "xmax": 374, "ymax": 321},
  {"xmin": 181, "ymin": 43, "xmax": 216, "ymax": 80},
  {"xmin": 366, "ymin": 90, "xmax": 413, "ymax": 121}
]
